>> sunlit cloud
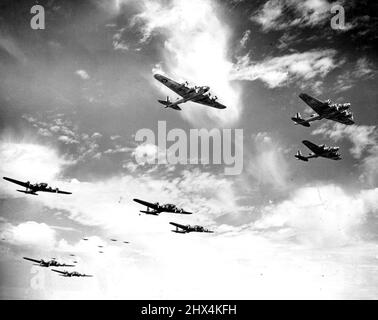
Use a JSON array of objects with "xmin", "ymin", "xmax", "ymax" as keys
[
  {"xmin": 1, "ymin": 221, "xmax": 57, "ymax": 250},
  {"xmin": 0, "ymin": 141, "xmax": 70, "ymax": 184},
  {"xmin": 129, "ymin": 0, "xmax": 242, "ymax": 127},
  {"xmin": 254, "ymin": 184, "xmax": 378, "ymax": 247},
  {"xmin": 312, "ymin": 123, "xmax": 378, "ymax": 185},
  {"xmin": 231, "ymin": 49, "xmax": 340, "ymax": 88},
  {"xmin": 251, "ymin": 0, "xmax": 346, "ymax": 31},
  {"xmin": 75, "ymin": 69, "xmax": 90, "ymax": 80}
]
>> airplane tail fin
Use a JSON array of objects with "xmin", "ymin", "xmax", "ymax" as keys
[
  {"xmin": 295, "ymin": 151, "xmax": 308, "ymax": 162},
  {"xmin": 158, "ymin": 96, "xmax": 172, "ymax": 106},
  {"xmin": 158, "ymin": 97, "xmax": 182, "ymax": 110},
  {"xmin": 291, "ymin": 112, "xmax": 311, "ymax": 127}
]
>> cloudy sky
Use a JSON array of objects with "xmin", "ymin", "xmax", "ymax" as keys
[{"xmin": 0, "ymin": 0, "xmax": 377, "ymax": 299}]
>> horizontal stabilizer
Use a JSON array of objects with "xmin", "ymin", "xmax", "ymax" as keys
[
  {"xmin": 168, "ymin": 104, "xmax": 182, "ymax": 111},
  {"xmin": 158, "ymin": 96, "xmax": 182, "ymax": 110},
  {"xmin": 294, "ymin": 151, "xmax": 308, "ymax": 162},
  {"xmin": 158, "ymin": 99, "xmax": 171, "ymax": 106},
  {"xmin": 158, "ymin": 96, "xmax": 172, "ymax": 106},
  {"xmin": 291, "ymin": 112, "xmax": 311, "ymax": 127}
]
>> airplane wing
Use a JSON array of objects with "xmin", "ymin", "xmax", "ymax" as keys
[
  {"xmin": 40, "ymin": 188, "xmax": 72, "ymax": 194},
  {"xmin": 82, "ymin": 274, "xmax": 93, "ymax": 277},
  {"xmin": 302, "ymin": 140, "xmax": 322, "ymax": 154},
  {"xmin": 178, "ymin": 210, "xmax": 193, "ymax": 215},
  {"xmin": 51, "ymin": 269, "xmax": 66, "ymax": 274},
  {"xmin": 133, "ymin": 198, "xmax": 160, "ymax": 211},
  {"xmin": 3, "ymin": 177, "xmax": 29, "ymax": 188},
  {"xmin": 169, "ymin": 222, "xmax": 188, "ymax": 231},
  {"xmin": 299, "ymin": 93, "xmax": 329, "ymax": 115},
  {"xmin": 333, "ymin": 118, "xmax": 355, "ymax": 125},
  {"xmin": 191, "ymin": 95, "xmax": 227, "ymax": 109},
  {"xmin": 56, "ymin": 190, "xmax": 72, "ymax": 194},
  {"xmin": 23, "ymin": 257, "xmax": 41, "ymax": 264},
  {"xmin": 154, "ymin": 74, "xmax": 194, "ymax": 98},
  {"xmin": 61, "ymin": 263, "xmax": 75, "ymax": 267}
]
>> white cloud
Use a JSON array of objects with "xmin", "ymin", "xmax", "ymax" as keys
[
  {"xmin": 231, "ymin": 49, "xmax": 340, "ymax": 88},
  {"xmin": 252, "ymin": 0, "xmax": 285, "ymax": 31},
  {"xmin": 354, "ymin": 57, "xmax": 376, "ymax": 78},
  {"xmin": 251, "ymin": 0, "xmax": 344, "ymax": 31},
  {"xmin": 130, "ymin": 0, "xmax": 242, "ymax": 127},
  {"xmin": 0, "ymin": 141, "xmax": 69, "ymax": 184},
  {"xmin": 112, "ymin": 28, "xmax": 129, "ymax": 51},
  {"xmin": 312, "ymin": 123, "xmax": 377, "ymax": 158},
  {"xmin": 1, "ymin": 221, "xmax": 57, "ymax": 250},
  {"xmin": 334, "ymin": 57, "xmax": 376, "ymax": 92},
  {"xmin": 313, "ymin": 123, "xmax": 378, "ymax": 185},
  {"xmin": 254, "ymin": 184, "xmax": 378, "ymax": 247},
  {"xmin": 2, "ymin": 139, "xmax": 378, "ymax": 298},
  {"xmin": 132, "ymin": 143, "xmax": 159, "ymax": 165},
  {"xmin": 91, "ymin": 132, "xmax": 102, "ymax": 139},
  {"xmin": 247, "ymin": 133, "xmax": 291, "ymax": 189},
  {"xmin": 75, "ymin": 69, "xmax": 90, "ymax": 80},
  {"xmin": 104, "ymin": 146, "xmax": 132, "ymax": 154},
  {"xmin": 58, "ymin": 135, "xmax": 80, "ymax": 145},
  {"xmin": 239, "ymin": 29, "xmax": 251, "ymax": 48}
]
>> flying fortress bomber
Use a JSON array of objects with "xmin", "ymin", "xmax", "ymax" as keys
[
  {"xmin": 170, "ymin": 222, "xmax": 214, "ymax": 234},
  {"xmin": 291, "ymin": 93, "xmax": 354, "ymax": 127},
  {"xmin": 295, "ymin": 140, "xmax": 342, "ymax": 162},
  {"xmin": 51, "ymin": 269, "xmax": 93, "ymax": 277},
  {"xmin": 3, "ymin": 177, "xmax": 72, "ymax": 195},
  {"xmin": 133, "ymin": 198, "xmax": 193, "ymax": 216},
  {"xmin": 23, "ymin": 257, "xmax": 75, "ymax": 268},
  {"xmin": 154, "ymin": 74, "xmax": 227, "ymax": 110}
]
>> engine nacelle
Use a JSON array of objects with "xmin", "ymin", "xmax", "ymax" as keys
[{"xmin": 338, "ymin": 103, "xmax": 350, "ymax": 111}]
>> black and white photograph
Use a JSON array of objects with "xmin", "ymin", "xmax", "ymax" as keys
[{"xmin": 0, "ymin": 0, "xmax": 377, "ymax": 302}]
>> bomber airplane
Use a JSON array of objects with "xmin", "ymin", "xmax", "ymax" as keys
[
  {"xmin": 154, "ymin": 74, "xmax": 227, "ymax": 110},
  {"xmin": 133, "ymin": 198, "xmax": 192, "ymax": 216},
  {"xmin": 51, "ymin": 269, "xmax": 93, "ymax": 277},
  {"xmin": 3, "ymin": 177, "xmax": 72, "ymax": 195},
  {"xmin": 23, "ymin": 257, "xmax": 75, "ymax": 268},
  {"xmin": 295, "ymin": 140, "xmax": 342, "ymax": 162},
  {"xmin": 169, "ymin": 222, "xmax": 214, "ymax": 234},
  {"xmin": 291, "ymin": 93, "xmax": 354, "ymax": 127}
]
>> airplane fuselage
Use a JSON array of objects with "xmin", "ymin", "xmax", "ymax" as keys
[{"xmin": 168, "ymin": 86, "xmax": 210, "ymax": 108}]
